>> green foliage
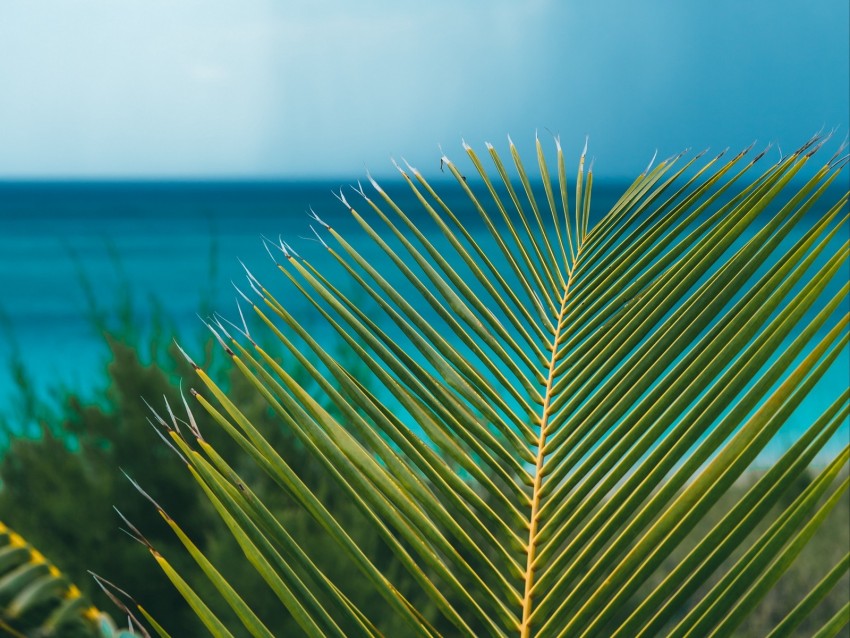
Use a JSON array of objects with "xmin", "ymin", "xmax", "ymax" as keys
[
  {"xmin": 0, "ymin": 521, "xmax": 143, "ymax": 637},
  {"xmin": 0, "ymin": 315, "xmax": 434, "ymax": 635},
  {"xmin": 122, "ymin": 135, "xmax": 849, "ymax": 637},
  {"xmin": 0, "ymin": 335, "xmax": 217, "ymax": 635}
]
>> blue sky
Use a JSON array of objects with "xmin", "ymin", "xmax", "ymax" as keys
[{"xmin": 0, "ymin": 0, "xmax": 847, "ymax": 179}]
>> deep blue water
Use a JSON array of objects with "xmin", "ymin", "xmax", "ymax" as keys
[{"xmin": 0, "ymin": 179, "xmax": 847, "ymax": 463}]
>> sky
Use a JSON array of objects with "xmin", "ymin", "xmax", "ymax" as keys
[{"xmin": 0, "ymin": 0, "xmax": 848, "ymax": 179}]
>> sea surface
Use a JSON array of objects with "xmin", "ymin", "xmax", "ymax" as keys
[
  {"xmin": 0, "ymin": 178, "xmax": 555, "ymax": 405},
  {"xmin": 0, "ymin": 179, "xmax": 847, "ymax": 463}
]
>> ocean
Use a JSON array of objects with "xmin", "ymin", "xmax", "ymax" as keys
[
  {"xmin": 0, "ymin": 178, "xmax": 574, "ymax": 405},
  {"xmin": 0, "ymin": 179, "xmax": 847, "ymax": 462}
]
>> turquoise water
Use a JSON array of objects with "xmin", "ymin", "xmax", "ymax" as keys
[{"xmin": 0, "ymin": 179, "xmax": 847, "ymax": 463}]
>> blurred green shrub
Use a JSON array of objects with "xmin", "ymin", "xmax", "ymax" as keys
[{"xmin": 0, "ymin": 308, "xmax": 434, "ymax": 635}]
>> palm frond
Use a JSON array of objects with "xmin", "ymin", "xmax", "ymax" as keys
[
  {"xmin": 131, "ymin": 135, "xmax": 847, "ymax": 637},
  {"xmin": 0, "ymin": 521, "xmax": 147, "ymax": 637}
]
